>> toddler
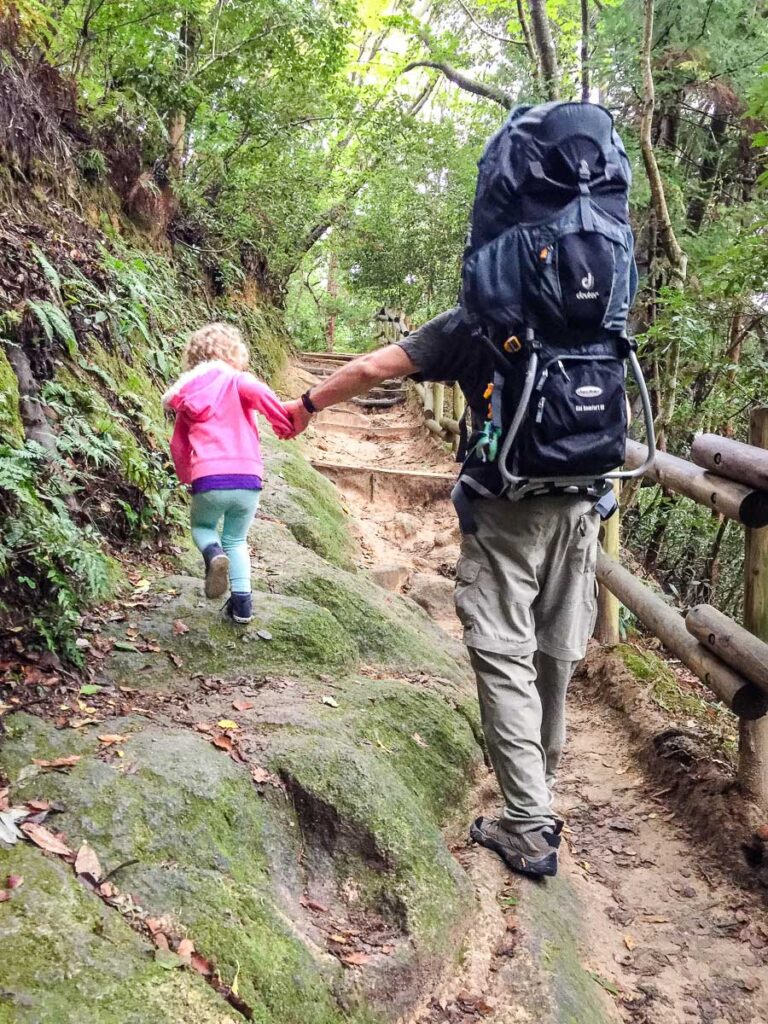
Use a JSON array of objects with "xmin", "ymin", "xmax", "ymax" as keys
[{"xmin": 162, "ymin": 323, "xmax": 293, "ymax": 623}]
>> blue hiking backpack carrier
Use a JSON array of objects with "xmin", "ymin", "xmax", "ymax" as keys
[{"xmin": 454, "ymin": 101, "xmax": 655, "ymax": 528}]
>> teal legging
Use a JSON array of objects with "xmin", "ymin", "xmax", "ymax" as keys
[{"xmin": 190, "ymin": 489, "xmax": 261, "ymax": 593}]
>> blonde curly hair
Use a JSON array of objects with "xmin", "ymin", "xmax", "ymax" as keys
[{"xmin": 182, "ymin": 323, "xmax": 249, "ymax": 372}]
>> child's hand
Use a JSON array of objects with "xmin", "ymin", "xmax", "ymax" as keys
[{"xmin": 285, "ymin": 399, "xmax": 312, "ymax": 437}]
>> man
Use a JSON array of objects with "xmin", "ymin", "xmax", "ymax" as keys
[{"xmin": 286, "ymin": 308, "xmax": 600, "ymax": 878}]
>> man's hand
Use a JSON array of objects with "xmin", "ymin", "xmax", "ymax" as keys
[{"xmin": 285, "ymin": 398, "xmax": 312, "ymax": 437}]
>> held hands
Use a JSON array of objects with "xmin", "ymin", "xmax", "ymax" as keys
[{"xmin": 284, "ymin": 398, "xmax": 313, "ymax": 438}]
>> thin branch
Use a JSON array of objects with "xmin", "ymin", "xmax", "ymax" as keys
[
  {"xmin": 640, "ymin": 0, "xmax": 687, "ymax": 288},
  {"xmin": 515, "ymin": 0, "xmax": 542, "ymax": 91},
  {"xmin": 455, "ymin": 0, "xmax": 527, "ymax": 46},
  {"xmin": 402, "ymin": 59, "xmax": 513, "ymax": 108},
  {"xmin": 526, "ymin": 0, "xmax": 559, "ymax": 100}
]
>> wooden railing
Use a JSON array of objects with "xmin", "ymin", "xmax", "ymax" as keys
[{"xmin": 411, "ymin": 380, "xmax": 768, "ymax": 810}]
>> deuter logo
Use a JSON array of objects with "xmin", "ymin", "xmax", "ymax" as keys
[
  {"xmin": 576, "ymin": 270, "xmax": 598, "ymax": 300},
  {"xmin": 575, "ymin": 385, "xmax": 603, "ymax": 399}
]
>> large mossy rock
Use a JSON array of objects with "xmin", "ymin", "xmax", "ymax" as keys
[{"xmin": 0, "ymin": 444, "xmax": 483, "ymax": 1024}]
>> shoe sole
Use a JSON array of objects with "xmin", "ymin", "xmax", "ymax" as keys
[
  {"xmin": 469, "ymin": 822, "xmax": 558, "ymax": 878},
  {"xmin": 205, "ymin": 555, "xmax": 230, "ymax": 599},
  {"xmin": 231, "ymin": 614, "xmax": 253, "ymax": 625}
]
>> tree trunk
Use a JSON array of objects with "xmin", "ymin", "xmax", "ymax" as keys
[
  {"xmin": 526, "ymin": 0, "xmax": 559, "ymax": 100},
  {"xmin": 687, "ymin": 105, "xmax": 729, "ymax": 232},
  {"xmin": 516, "ymin": 0, "xmax": 542, "ymax": 93},
  {"xmin": 325, "ymin": 251, "xmax": 338, "ymax": 352},
  {"xmin": 580, "ymin": 0, "xmax": 590, "ymax": 102}
]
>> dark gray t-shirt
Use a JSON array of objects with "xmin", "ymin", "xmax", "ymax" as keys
[{"xmin": 396, "ymin": 308, "xmax": 493, "ymax": 428}]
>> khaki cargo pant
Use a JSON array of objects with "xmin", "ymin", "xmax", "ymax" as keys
[{"xmin": 454, "ymin": 496, "xmax": 600, "ymax": 834}]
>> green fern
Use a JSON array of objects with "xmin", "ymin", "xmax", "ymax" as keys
[
  {"xmin": 28, "ymin": 300, "xmax": 78, "ymax": 357},
  {"xmin": 30, "ymin": 243, "xmax": 62, "ymax": 295}
]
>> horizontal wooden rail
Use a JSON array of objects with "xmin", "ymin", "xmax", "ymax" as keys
[
  {"xmin": 625, "ymin": 439, "xmax": 768, "ymax": 528},
  {"xmin": 686, "ymin": 604, "xmax": 768, "ymax": 695},
  {"xmin": 691, "ymin": 433, "xmax": 768, "ymax": 492},
  {"xmin": 596, "ymin": 551, "xmax": 768, "ymax": 719}
]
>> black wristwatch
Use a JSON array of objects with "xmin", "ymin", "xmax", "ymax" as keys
[{"xmin": 301, "ymin": 389, "xmax": 319, "ymax": 415}]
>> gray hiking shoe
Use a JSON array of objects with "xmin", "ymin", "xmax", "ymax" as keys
[
  {"xmin": 470, "ymin": 816, "xmax": 559, "ymax": 878},
  {"xmin": 203, "ymin": 542, "xmax": 229, "ymax": 599}
]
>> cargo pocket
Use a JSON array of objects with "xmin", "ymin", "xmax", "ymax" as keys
[{"xmin": 454, "ymin": 556, "xmax": 482, "ymax": 628}]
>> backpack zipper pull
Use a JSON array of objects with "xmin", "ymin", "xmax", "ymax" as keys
[
  {"xmin": 536, "ymin": 396, "xmax": 546, "ymax": 423},
  {"xmin": 536, "ymin": 368, "xmax": 549, "ymax": 392},
  {"xmin": 557, "ymin": 360, "xmax": 571, "ymax": 382}
]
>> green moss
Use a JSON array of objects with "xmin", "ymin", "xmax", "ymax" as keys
[
  {"xmin": 348, "ymin": 683, "xmax": 482, "ymax": 825},
  {"xmin": 3, "ymin": 722, "xmax": 379, "ymax": 1024},
  {"xmin": 0, "ymin": 344, "xmax": 23, "ymax": 442},
  {"xmin": 283, "ymin": 570, "xmax": 463, "ymax": 678},
  {"xmin": 269, "ymin": 732, "xmax": 473, "ymax": 952},
  {"xmin": 617, "ymin": 643, "xmax": 737, "ymax": 759},
  {"xmin": 522, "ymin": 875, "xmax": 618, "ymax": 1024},
  {"xmin": 100, "ymin": 577, "xmax": 359, "ymax": 689},
  {"xmin": 261, "ymin": 444, "xmax": 356, "ymax": 569},
  {"xmin": 0, "ymin": 845, "xmax": 233, "ymax": 1024}
]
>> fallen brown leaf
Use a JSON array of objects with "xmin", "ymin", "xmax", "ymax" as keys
[
  {"xmin": 341, "ymin": 951, "xmax": 370, "ymax": 967},
  {"xmin": 26, "ymin": 800, "xmax": 50, "ymax": 812},
  {"xmin": 173, "ymin": 620, "xmax": 189, "ymax": 635},
  {"xmin": 251, "ymin": 767, "xmax": 277, "ymax": 785},
  {"xmin": 0, "ymin": 891, "xmax": 9, "ymax": 902},
  {"xmin": 299, "ymin": 894, "xmax": 328, "ymax": 913},
  {"xmin": 412, "ymin": 732, "xmax": 428, "ymax": 748},
  {"xmin": 381, "ymin": 944, "xmax": 395, "ymax": 955},
  {"xmin": 190, "ymin": 952, "xmax": 213, "ymax": 976},
  {"xmin": 74, "ymin": 842, "xmax": 102, "ymax": 880},
  {"xmin": 212, "ymin": 734, "xmax": 234, "ymax": 753},
  {"xmin": 6, "ymin": 875, "xmax": 23, "ymax": 890},
  {"xmin": 98, "ymin": 734, "xmax": 127, "ymax": 746},
  {"xmin": 177, "ymin": 938, "xmax": 195, "ymax": 962},
  {"xmin": 232, "ymin": 699, "xmax": 254, "ymax": 712},
  {"xmin": 154, "ymin": 932, "xmax": 170, "ymax": 951},
  {"xmin": 193, "ymin": 722, "xmax": 213, "ymax": 733},
  {"xmin": 168, "ymin": 652, "xmax": 184, "ymax": 669},
  {"xmin": 32, "ymin": 756, "xmax": 81, "ymax": 770},
  {"xmin": 99, "ymin": 881, "xmax": 115, "ymax": 898},
  {"xmin": 624, "ymin": 934, "xmax": 637, "ymax": 951},
  {"xmin": 21, "ymin": 822, "xmax": 73, "ymax": 857},
  {"xmin": 329, "ymin": 933, "xmax": 348, "ymax": 945}
]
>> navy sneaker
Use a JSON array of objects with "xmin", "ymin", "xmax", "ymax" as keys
[
  {"xmin": 202, "ymin": 543, "xmax": 229, "ymax": 600},
  {"xmin": 225, "ymin": 592, "xmax": 252, "ymax": 625},
  {"xmin": 470, "ymin": 816, "xmax": 559, "ymax": 877}
]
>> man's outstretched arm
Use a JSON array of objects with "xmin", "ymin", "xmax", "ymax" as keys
[{"xmin": 286, "ymin": 345, "xmax": 418, "ymax": 434}]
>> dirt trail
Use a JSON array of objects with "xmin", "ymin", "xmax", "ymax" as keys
[{"xmin": 297, "ymin": 352, "xmax": 768, "ymax": 1024}]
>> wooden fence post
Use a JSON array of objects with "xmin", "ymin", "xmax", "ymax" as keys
[
  {"xmin": 594, "ymin": 481, "xmax": 621, "ymax": 646},
  {"xmin": 433, "ymin": 383, "xmax": 445, "ymax": 428},
  {"xmin": 452, "ymin": 385, "xmax": 465, "ymax": 454},
  {"xmin": 738, "ymin": 407, "xmax": 768, "ymax": 809}
]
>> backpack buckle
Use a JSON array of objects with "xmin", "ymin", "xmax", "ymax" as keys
[{"xmin": 502, "ymin": 334, "xmax": 522, "ymax": 354}]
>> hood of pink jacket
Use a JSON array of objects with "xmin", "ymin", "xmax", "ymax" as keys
[{"xmin": 162, "ymin": 361, "xmax": 236, "ymax": 421}]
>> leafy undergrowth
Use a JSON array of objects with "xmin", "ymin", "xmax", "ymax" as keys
[
  {"xmin": 617, "ymin": 640, "xmax": 738, "ymax": 762},
  {"xmin": 0, "ymin": 441, "xmax": 484, "ymax": 1024}
]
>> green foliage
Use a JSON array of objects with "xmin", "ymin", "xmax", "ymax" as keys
[{"xmin": 0, "ymin": 441, "xmax": 116, "ymax": 662}]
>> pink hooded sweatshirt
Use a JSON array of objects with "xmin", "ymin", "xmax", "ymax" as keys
[{"xmin": 162, "ymin": 360, "xmax": 293, "ymax": 484}]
